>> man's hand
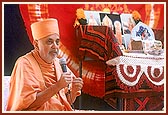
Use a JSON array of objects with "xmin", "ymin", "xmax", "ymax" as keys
[
  {"xmin": 72, "ymin": 77, "xmax": 83, "ymax": 93},
  {"xmin": 57, "ymin": 72, "xmax": 72, "ymax": 89}
]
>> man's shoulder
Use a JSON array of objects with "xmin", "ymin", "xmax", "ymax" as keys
[{"xmin": 16, "ymin": 51, "xmax": 34, "ymax": 64}]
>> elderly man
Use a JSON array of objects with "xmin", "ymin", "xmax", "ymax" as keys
[{"xmin": 6, "ymin": 18, "xmax": 83, "ymax": 111}]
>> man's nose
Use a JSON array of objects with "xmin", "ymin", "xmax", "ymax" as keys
[{"xmin": 52, "ymin": 42, "xmax": 59, "ymax": 49}]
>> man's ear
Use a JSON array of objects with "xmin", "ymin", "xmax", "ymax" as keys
[{"xmin": 33, "ymin": 40, "xmax": 39, "ymax": 50}]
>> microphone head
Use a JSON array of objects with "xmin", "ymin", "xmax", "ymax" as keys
[
  {"xmin": 59, "ymin": 57, "xmax": 67, "ymax": 65},
  {"xmin": 59, "ymin": 57, "xmax": 67, "ymax": 72}
]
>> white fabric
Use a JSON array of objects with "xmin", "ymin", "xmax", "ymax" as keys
[
  {"xmin": 3, "ymin": 76, "xmax": 11, "ymax": 111},
  {"xmin": 116, "ymin": 64, "xmax": 143, "ymax": 86},
  {"xmin": 106, "ymin": 52, "xmax": 164, "ymax": 87},
  {"xmin": 106, "ymin": 52, "xmax": 164, "ymax": 67}
]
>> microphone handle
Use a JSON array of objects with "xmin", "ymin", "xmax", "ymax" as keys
[
  {"xmin": 61, "ymin": 64, "xmax": 71, "ymax": 93},
  {"xmin": 61, "ymin": 64, "xmax": 67, "ymax": 72}
]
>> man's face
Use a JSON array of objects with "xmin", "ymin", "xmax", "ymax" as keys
[{"xmin": 37, "ymin": 33, "xmax": 60, "ymax": 63}]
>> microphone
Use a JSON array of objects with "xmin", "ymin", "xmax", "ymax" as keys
[
  {"xmin": 59, "ymin": 57, "xmax": 70, "ymax": 92},
  {"xmin": 59, "ymin": 57, "xmax": 75, "ymax": 110},
  {"xmin": 59, "ymin": 57, "xmax": 67, "ymax": 73}
]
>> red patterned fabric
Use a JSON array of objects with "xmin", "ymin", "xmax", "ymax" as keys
[
  {"xmin": 114, "ymin": 65, "xmax": 164, "ymax": 92},
  {"xmin": 82, "ymin": 60, "xmax": 106, "ymax": 97},
  {"xmin": 106, "ymin": 52, "xmax": 164, "ymax": 92},
  {"xmin": 75, "ymin": 25, "xmax": 123, "ymax": 97},
  {"xmin": 135, "ymin": 97, "xmax": 150, "ymax": 111},
  {"xmin": 76, "ymin": 25, "xmax": 123, "ymax": 61}
]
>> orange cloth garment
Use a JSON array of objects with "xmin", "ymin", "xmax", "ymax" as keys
[
  {"xmin": 31, "ymin": 18, "xmax": 60, "ymax": 40},
  {"xmin": 6, "ymin": 49, "xmax": 73, "ymax": 111}
]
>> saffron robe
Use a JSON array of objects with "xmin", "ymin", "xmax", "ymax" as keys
[{"xmin": 6, "ymin": 50, "xmax": 75, "ymax": 111}]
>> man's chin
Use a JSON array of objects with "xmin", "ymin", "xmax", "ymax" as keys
[
  {"xmin": 48, "ymin": 53, "xmax": 57, "ymax": 59},
  {"xmin": 52, "ymin": 54, "xmax": 58, "ymax": 58}
]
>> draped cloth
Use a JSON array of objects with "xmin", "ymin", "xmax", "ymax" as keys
[
  {"xmin": 75, "ymin": 25, "xmax": 123, "ymax": 97},
  {"xmin": 6, "ymin": 50, "xmax": 73, "ymax": 111},
  {"xmin": 77, "ymin": 25, "xmax": 123, "ymax": 61},
  {"xmin": 107, "ymin": 54, "xmax": 164, "ymax": 92}
]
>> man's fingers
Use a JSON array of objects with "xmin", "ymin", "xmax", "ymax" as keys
[{"xmin": 72, "ymin": 78, "xmax": 83, "ymax": 84}]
